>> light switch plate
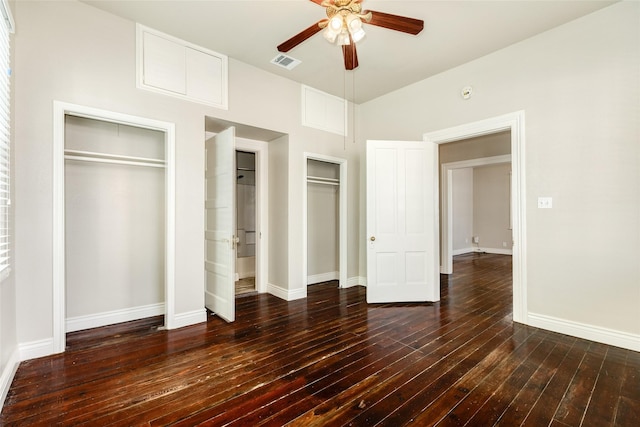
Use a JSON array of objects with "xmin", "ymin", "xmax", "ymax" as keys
[{"xmin": 538, "ymin": 197, "xmax": 553, "ymax": 209}]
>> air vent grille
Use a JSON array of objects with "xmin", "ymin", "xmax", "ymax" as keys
[{"xmin": 271, "ymin": 54, "xmax": 301, "ymax": 70}]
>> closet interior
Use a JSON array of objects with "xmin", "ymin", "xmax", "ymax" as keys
[
  {"xmin": 64, "ymin": 115, "xmax": 166, "ymax": 331},
  {"xmin": 306, "ymin": 159, "xmax": 340, "ymax": 285}
]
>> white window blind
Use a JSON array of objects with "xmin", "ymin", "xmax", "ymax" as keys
[{"xmin": 0, "ymin": 0, "xmax": 13, "ymax": 281}]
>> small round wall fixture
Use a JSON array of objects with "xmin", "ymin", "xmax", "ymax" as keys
[{"xmin": 461, "ymin": 86, "xmax": 473, "ymax": 100}]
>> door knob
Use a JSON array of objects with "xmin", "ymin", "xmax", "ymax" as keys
[{"xmin": 370, "ymin": 236, "xmax": 376, "ymax": 242}]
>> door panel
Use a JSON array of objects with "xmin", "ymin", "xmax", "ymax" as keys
[
  {"xmin": 366, "ymin": 140, "xmax": 440, "ymax": 303},
  {"xmin": 204, "ymin": 127, "xmax": 236, "ymax": 322}
]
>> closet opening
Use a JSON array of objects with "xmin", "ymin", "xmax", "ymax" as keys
[
  {"xmin": 64, "ymin": 116, "xmax": 166, "ymax": 332},
  {"xmin": 302, "ymin": 153, "xmax": 347, "ymax": 295},
  {"xmin": 53, "ymin": 101, "xmax": 177, "ymax": 354}
]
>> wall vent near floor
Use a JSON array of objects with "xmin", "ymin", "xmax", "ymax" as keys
[{"xmin": 271, "ymin": 54, "xmax": 301, "ymax": 70}]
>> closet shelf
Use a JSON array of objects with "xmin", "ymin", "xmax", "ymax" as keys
[{"xmin": 64, "ymin": 149, "xmax": 165, "ymax": 168}]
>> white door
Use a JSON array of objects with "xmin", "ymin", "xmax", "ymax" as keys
[
  {"xmin": 205, "ymin": 127, "xmax": 236, "ymax": 322},
  {"xmin": 366, "ymin": 140, "xmax": 440, "ymax": 303}
]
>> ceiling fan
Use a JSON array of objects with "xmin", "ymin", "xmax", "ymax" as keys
[{"xmin": 277, "ymin": 0, "xmax": 424, "ymax": 70}]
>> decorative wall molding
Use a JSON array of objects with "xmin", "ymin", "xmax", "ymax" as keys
[
  {"xmin": 66, "ymin": 303, "xmax": 165, "ymax": 333},
  {"xmin": 528, "ymin": 312, "xmax": 640, "ymax": 352}
]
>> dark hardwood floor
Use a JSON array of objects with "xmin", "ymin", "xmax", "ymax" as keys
[{"xmin": 2, "ymin": 253, "xmax": 638, "ymax": 426}]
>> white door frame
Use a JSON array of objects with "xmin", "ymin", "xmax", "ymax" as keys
[
  {"xmin": 52, "ymin": 101, "xmax": 177, "ymax": 354},
  {"xmin": 235, "ymin": 138, "xmax": 269, "ymax": 294},
  {"xmin": 441, "ymin": 154, "xmax": 512, "ymax": 274},
  {"xmin": 424, "ymin": 111, "xmax": 527, "ymax": 324},
  {"xmin": 303, "ymin": 152, "xmax": 347, "ymax": 293}
]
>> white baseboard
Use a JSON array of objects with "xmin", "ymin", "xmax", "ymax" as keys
[
  {"xmin": 19, "ymin": 337, "xmax": 55, "ymax": 361},
  {"xmin": 344, "ymin": 276, "xmax": 366, "ymax": 288},
  {"xmin": 172, "ymin": 309, "xmax": 207, "ymax": 329},
  {"xmin": 1, "ymin": 348, "xmax": 20, "ymax": 410},
  {"xmin": 528, "ymin": 312, "xmax": 640, "ymax": 352},
  {"xmin": 453, "ymin": 247, "xmax": 513, "ymax": 256},
  {"xmin": 307, "ymin": 271, "xmax": 338, "ymax": 285},
  {"xmin": 452, "ymin": 247, "xmax": 475, "ymax": 256},
  {"xmin": 267, "ymin": 282, "xmax": 306, "ymax": 301},
  {"xmin": 66, "ymin": 303, "xmax": 165, "ymax": 333},
  {"xmin": 479, "ymin": 247, "xmax": 513, "ymax": 255}
]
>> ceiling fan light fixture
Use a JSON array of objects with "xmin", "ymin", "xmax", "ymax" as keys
[
  {"xmin": 328, "ymin": 15, "xmax": 343, "ymax": 32},
  {"xmin": 336, "ymin": 30, "xmax": 351, "ymax": 45},
  {"xmin": 346, "ymin": 13, "xmax": 366, "ymax": 42},
  {"xmin": 323, "ymin": 27, "xmax": 338, "ymax": 43},
  {"xmin": 350, "ymin": 26, "xmax": 366, "ymax": 43}
]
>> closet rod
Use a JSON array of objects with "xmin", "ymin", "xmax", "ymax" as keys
[
  {"xmin": 64, "ymin": 149, "xmax": 165, "ymax": 168},
  {"xmin": 64, "ymin": 155, "xmax": 166, "ymax": 169},
  {"xmin": 307, "ymin": 175, "xmax": 339, "ymax": 183},
  {"xmin": 307, "ymin": 179, "xmax": 339, "ymax": 186}
]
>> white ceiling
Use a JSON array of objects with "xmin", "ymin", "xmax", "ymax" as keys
[{"xmin": 82, "ymin": 0, "xmax": 617, "ymax": 104}]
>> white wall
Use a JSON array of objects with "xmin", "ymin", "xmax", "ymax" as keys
[
  {"xmin": 360, "ymin": 1, "xmax": 640, "ymax": 341},
  {"xmin": 452, "ymin": 168, "xmax": 473, "ymax": 253},
  {"xmin": 473, "ymin": 164, "xmax": 512, "ymax": 252},
  {"xmin": 12, "ymin": 1, "xmax": 361, "ymax": 352}
]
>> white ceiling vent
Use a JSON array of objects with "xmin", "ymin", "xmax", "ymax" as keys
[{"xmin": 271, "ymin": 54, "xmax": 301, "ymax": 70}]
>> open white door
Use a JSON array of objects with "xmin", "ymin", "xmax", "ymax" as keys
[
  {"xmin": 366, "ymin": 140, "xmax": 440, "ymax": 303},
  {"xmin": 205, "ymin": 127, "xmax": 236, "ymax": 322}
]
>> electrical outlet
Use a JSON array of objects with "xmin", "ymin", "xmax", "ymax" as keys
[
  {"xmin": 472, "ymin": 236, "xmax": 479, "ymax": 244},
  {"xmin": 538, "ymin": 197, "xmax": 553, "ymax": 209}
]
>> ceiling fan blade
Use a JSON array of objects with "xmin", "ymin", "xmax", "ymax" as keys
[
  {"xmin": 365, "ymin": 10, "xmax": 424, "ymax": 35},
  {"xmin": 277, "ymin": 20, "xmax": 325, "ymax": 52},
  {"xmin": 342, "ymin": 42, "xmax": 358, "ymax": 70}
]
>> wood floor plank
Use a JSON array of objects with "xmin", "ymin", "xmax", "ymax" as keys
[
  {"xmin": 2, "ymin": 253, "xmax": 638, "ymax": 427},
  {"xmin": 552, "ymin": 341, "xmax": 608, "ymax": 425}
]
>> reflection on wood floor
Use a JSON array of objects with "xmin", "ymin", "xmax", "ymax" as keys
[
  {"xmin": 2, "ymin": 253, "xmax": 638, "ymax": 426},
  {"xmin": 235, "ymin": 276, "xmax": 256, "ymax": 296}
]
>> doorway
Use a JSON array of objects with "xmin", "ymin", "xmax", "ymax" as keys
[
  {"xmin": 424, "ymin": 111, "xmax": 527, "ymax": 324},
  {"xmin": 235, "ymin": 150, "xmax": 257, "ymax": 296},
  {"xmin": 302, "ymin": 153, "xmax": 347, "ymax": 294},
  {"xmin": 52, "ymin": 101, "xmax": 177, "ymax": 354},
  {"xmin": 439, "ymin": 130, "xmax": 512, "ymax": 274}
]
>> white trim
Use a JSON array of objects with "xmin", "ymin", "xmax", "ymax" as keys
[
  {"xmin": 0, "ymin": 348, "xmax": 19, "ymax": 410},
  {"xmin": 441, "ymin": 154, "xmax": 512, "ymax": 274},
  {"xmin": 303, "ymin": 152, "xmax": 348, "ymax": 297},
  {"xmin": 267, "ymin": 282, "xmax": 306, "ymax": 301},
  {"xmin": 346, "ymin": 276, "xmax": 366, "ymax": 288},
  {"xmin": 528, "ymin": 313, "xmax": 640, "ymax": 352},
  {"xmin": 307, "ymin": 271, "xmax": 339, "ymax": 285},
  {"xmin": 424, "ymin": 110, "xmax": 527, "ymax": 324},
  {"xmin": 172, "ymin": 309, "xmax": 208, "ymax": 329},
  {"xmin": 19, "ymin": 338, "xmax": 54, "ymax": 361},
  {"xmin": 65, "ymin": 303, "xmax": 165, "ymax": 333},
  {"xmin": 235, "ymin": 138, "xmax": 268, "ymax": 294},
  {"xmin": 451, "ymin": 248, "xmax": 513, "ymax": 256},
  {"xmin": 136, "ymin": 24, "xmax": 228, "ymax": 110},
  {"xmin": 53, "ymin": 101, "xmax": 178, "ymax": 355},
  {"xmin": 452, "ymin": 247, "xmax": 475, "ymax": 256}
]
